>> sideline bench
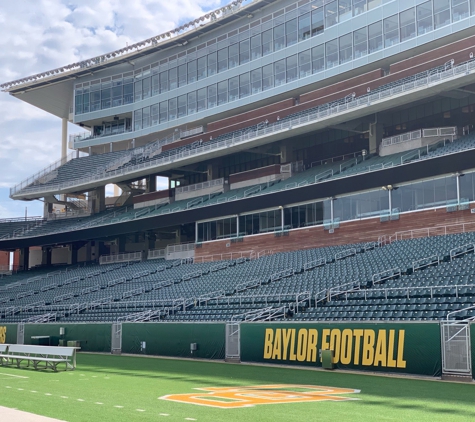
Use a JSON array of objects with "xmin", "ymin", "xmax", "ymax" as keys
[{"xmin": 0, "ymin": 344, "xmax": 77, "ymax": 372}]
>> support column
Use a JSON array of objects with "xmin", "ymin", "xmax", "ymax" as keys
[
  {"xmin": 61, "ymin": 118, "xmax": 68, "ymax": 162},
  {"xmin": 369, "ymin": 118, "xmax": 383, "ymax": 154},
  {"xmin": 146, "ymin": 175, "xmax": 157, "ymax": 193},
  {"xmin": 41, "ymin": 247, "xmax": 52, "ymax": 266},
  {"xmin": 69, "ymin": 243, "xmax": 78, "ymax": 266},
  {"xmin": 88, "ymin": 187, "xmax": 106, "ymax": 214},
  {"xmin": 19, "ymin": 247, "xmax": 30, "ymax": 271}
]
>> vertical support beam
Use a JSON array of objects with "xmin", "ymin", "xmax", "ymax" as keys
[
  {"xmin": 369, "ymin": 116, "xmax": 383, "ymax": 155},
  {"xmin": 18, "ymin": 247, "xmax": 30, "ymax": 271},
  {"xmin": 146, "ymin": 175, "xmax": 157, "ymax": 193},
  {"xmin": 195, "ymin": 221, "xmax": 199, "ymax": 243},
  {"xmin": 280, "ymin": 206, "xmax": 284, "ymax": 230},
  {"xmin": 42, "ymin": 247, "xmax": 52, "ymax": 266},
  {"xmin": 456, "ymin": 174, "xmax": 461, "ymax": 204},
  {"xmin": 236, "ymin": 215, "xmax": 239, "ymax": 238},
  {"xmin": 330, "ymin": 198, "xmax": 334, "ymax": 223},
  {"xmin": 61, "ymin": 118, "xmax": 68, "ymax": 162}
]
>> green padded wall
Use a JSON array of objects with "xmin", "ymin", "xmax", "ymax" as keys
[
  {"xmin": 121, "ymin": 323, "xmax": 225, "ymax": 359},
  {"xmin": 241, "ymin": 322, "xmax": 441, "ymax": 377},
  {"xmin": 23, "ymin": 323, "xmax": 111, "ymax": 352}
]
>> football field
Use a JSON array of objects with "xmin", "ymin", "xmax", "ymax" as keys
[{"xmin": 0, "ymin": 353, "xmax": 474, "ymax": 422}]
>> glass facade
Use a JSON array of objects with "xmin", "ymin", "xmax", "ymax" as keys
[
  {"xmin": 195, "ymin": 170, "xmax": 475, "ymax": 243},
  {"xmin": 74, "ymin": 0, "xmax": 475, "ymax": 121}
]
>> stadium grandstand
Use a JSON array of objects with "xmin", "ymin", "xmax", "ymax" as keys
[{"xmin": 2, "ymin": 0, "xmax": 475, "ymax": 379}]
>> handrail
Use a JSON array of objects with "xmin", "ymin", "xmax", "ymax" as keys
[
  {"xmin": 389, "ymin": 221, "xmax": 475, "ymax": 242},
  {"xmin": 12, "ymin": 59, "xmax": 475, "ymax": 199}
]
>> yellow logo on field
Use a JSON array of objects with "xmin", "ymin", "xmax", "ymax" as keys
[
  {"xmin": 160, "ymin": 384, "xmax": 360, "ymax": 408},
  {"xmin": 0, "ymin": 326, "xmax": 6, "ymax": 344}
]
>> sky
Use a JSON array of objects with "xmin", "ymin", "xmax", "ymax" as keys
[{"xmin": 0, "ymin": 0, "xmax": 228, "ymax": 219}]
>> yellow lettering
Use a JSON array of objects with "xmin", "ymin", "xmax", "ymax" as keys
[
  {"xmin": 373, "ymin": 330, "xmax": 387, "ymax": 367},
  {"xmin": 296, "ymin": 329, "xmax": 308, "ymax": 362},
  {"xmin": 387, "ymin": 330, "xmax": 397, "ymax": 368},
  {"xmin": 362, "ymin": 330, "xmax": 375, "ymax": 366},
  {"xmin": 353, "ymin": 330, "xmax": 364, "ymax": 365},
  {"xmin": 320, "ymin": 329, "xmax": 331, "ymax": 362},
  {"xmin": 306, "ymin": 329, "xmax": 318, "ymax": 362},
  {"xmin": 397, "ymin": 330, "xmax": 407, "ymax": 368},
  {"xmin": 289, "ymin": 329, "xmax": 297, "ymax": 361},
  {"xmin": 263, "ymin": 329, "xmax": 274, "ymax": 359},
  {"xmin": 330, "ymin": 329, "xmax": 341, "ymax": 364},
  {"xmin": 272, "ymin": 329, "xmax": 282, "ymax": 360},
  {"xmin": 282, "ymin": 329, "xmax": 292, "ymax": 360},
  {"xmin": 340, "ymin": 329, "xmax": 353, "ymax": 365}
]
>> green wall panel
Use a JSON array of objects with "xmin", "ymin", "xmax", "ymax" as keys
[
  {"xmin": 241, "ymin": 322, "xmax": 441, "ymax": 377},
  {"xmin": 471, "ymin": 323, "xmax": 475, "ymax": 380},
  {"xmin": 0, "ymin": 323, "xmax": 17, "ymax": 344},
  {"xmin": 23, "ymin": 323, "xmax": 111, "ymax": 352},
  {"xmin": 122, "ymin": 323, "xmax": 225, "ymax": 359}
]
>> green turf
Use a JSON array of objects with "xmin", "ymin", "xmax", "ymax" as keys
[{"xmin": 0, "ymin": 353, "xmax": 474, "ymax": 421}]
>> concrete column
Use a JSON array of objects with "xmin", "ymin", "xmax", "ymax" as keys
[
  {"xmin": 88, "ymin": 187, "xmax": 106, "ymax": 214},
  {"xmin": 69, "ymin": 243, "xmax": 78, "ymax": 265},
  {"xmin": 61, "ymin": 118, "xmax": 68, "ymax": 162},
  {"xmin": 43, "ymin": 202, "xmax": 53, "ymax": 219},
  {"xmin": 146, "ymin": 175, "xmax": 157, "ymax": 193},
  {"xmin": 19, "ymin": 247, "xmax": 30, "ymax": 271},
  {"xmin": 207, "ymin": 163, "xmax": 218, "ymax": 180},
  {"xmin": 369, "ymin": 120, "xmax": 383, "ymax": 154},
  {"xmin": 41, "ymin": 247, "xmax": 52, "ymax": 266}
]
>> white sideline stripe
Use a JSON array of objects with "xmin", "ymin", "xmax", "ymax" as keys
[
  {"xmin": 77, "ymin": 399, "xmax": 85, "ymax": 402},
  {"xmin": 136, "ymin": 409, "xmax": 145, "ymax": 412},
  {"xmin": 159, "ymin": 414, "xmax": 169, "ymax": 416},
  {"xmin": 185, "ymin": 418, "xmax": 197, "ymax": 421},
  {"xmin": 0, "ymin": 372, "xmax": 28, "ymax": 379},
  {"xmin": 0, "ymin": 406, "xmax": 66, "ymax": 422},
  {"xmin": 95, "ymin": 402, "xmax": 103, "ymax": 405},
  {"xmin": 114, "ymin": 405, "xmax": 123, "ymax": 408}
]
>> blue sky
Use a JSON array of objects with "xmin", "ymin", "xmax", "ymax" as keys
[{"xmin": 0, "ymin": 0, "xmax": 228, "ymax": 219}]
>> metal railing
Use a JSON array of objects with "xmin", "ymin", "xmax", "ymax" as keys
[
  {"xmin": 381, "ymin": 127, "xmax": 457, "ymax": 147},
  {"xmin": 10, "ymin": 59, "xmax": 475, "ymax": 200},
  {"xmin": 176, "ymin": 178, "xmax": 224, "ymax": 194},
  {"xmin": 389, "ymin": 221, "xmax": 475, "ymax": 242},
  {"xmin": 99, "ymin": 251, "xmax": 142, "ymax": 265}
]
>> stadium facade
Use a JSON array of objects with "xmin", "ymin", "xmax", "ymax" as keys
[{"xmin": 1, "ymin": 0, "xmax": 475, "ymax": 376}]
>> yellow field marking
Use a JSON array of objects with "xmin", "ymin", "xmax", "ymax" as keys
[{"xmin": 161, "ymin": 384, "xmax": 360, "ymax": 409}]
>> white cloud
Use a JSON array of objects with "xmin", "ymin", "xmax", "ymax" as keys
[{"xmin": 0, "ymin": 0, "xmax": 226, "ymax": 218}]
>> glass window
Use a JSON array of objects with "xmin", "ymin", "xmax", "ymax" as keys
[
  {"xmin": 299, "ymin": 49, "xmax": 311, "ymax": 78},
  {"xmin": 262, "ymin": 63, "xmax": 274, "ymax": 90},
  {"xmin": 339, "ymin": 0, "xmax": 352, "ymax": 22},
  {"xmin": 134, "ymin": 109, "xmax": 142, "ymax": 131},
  {"xmin": 74, "ymin": 93, "xmax": 82, "ymax": 115},
  {"xmin": 208, "ymin": 84, "xmax": 217, "ymax": 108},
  {"xmin": 460, "ymin": 171, "xmax": 475, "ymax": 202},
  {"xmin": 274, "ymin": 59, "xmax": 286, "ymax": 86},
  {"xmin": 151, "ymin": 104, "xmax": 159, "ymax": 126},
  {"xmin": 133, "ymin": 80, "xmax": 142, "ymax": 102},
  {"xmin": 142, "ymin": 76, "xmax": 151, "ymax": 99},
  {"xmin": 417, "ymin": 1, "xmax": 433, "ymax": 35},
  {"xmin": 311, "ymin": 6, "xmax": 324, "ymax": 36},
  {"xmin": 197, "ymin": 56, "xmax": 207, "ymax": 80},
  {"xmin": 240, "ymin": 39, "xmax": 250, "ymax": 64},
  {"xmin": 197, "ymin": 87, "xmax": 207, "ymax": 112},
  {"xmin": 325, "ymin": 39, "xmax": 338, "ymax": 69},
  {"xmin": 187, "ymin": 60, "xmax": 197, "ymax": 83},
  {"xmin": 240, "ymin": 73, "xmax": 250, "ymax": 98},
  {"xmin": 217, "ymin": 48, "xmax": 228, "ymax": 73},
  {"xmin": 384, "ymin": 14, "xmax": 399, "ymax": 47},
  {"xmin": 250, "ymin": 34, "xmax": 262, "ymax": 59},
  {"xmin": 367, "ymin": 0, "xmax": 381, "ymax": 10},
  {"xmin": 251, "ymin": 68, "xmax": 262, "ymax": 93},
  {"xmin": 187, "ymin": 91, "xmax": 197, "ymax": 115},
  {"xmin": 112, "ymin": 85, "xmax": 122, "ymax": 107},
  {"xmin": 286, "ymin": 54, "xmax": 298, "ymax": 82},
  {"xmin": 298, "ymin": 12, "xmax": 311, "ymax": 40},
  {"xmin": 471, "ymin": 0, "xmax": 475, "ymax": 15},
  {"xmin": 312, "ymin": 44, "xmax": 325, "ymax": 73},
  {"xmin": 354, "ymin": 27, "xmax": 368, "ymax": 58},
  {"xmin": 400, "ymin": 8, "xmax": 416, "ymax": 42},
  {"xmin": 434, "ymin": 0, "xmax": 450, "ymax": 28},
  {"xmin": 151, "ymin": 74, "xmax": 159, "ymax": 96},
  {"xmin": 123, "ymin": 82, "xmax": 133, "ymax": 105},
  {"xmin": 334, "ymin": 190, "xmax": 388, "ymax": 222},
  {"xmin": 229, "ymin": 43, "xmax": 239, "ymax": 68},
  {"xmin": 368, "ymin": 21, "xmax": 383, "ymax": 53},
  {"xmin": 142, "ymin": 106, "xmax": 150, "ymax": 128},
  {"xmin": 208, "ymin": 52, "xmax": 217, "ymax": 76},
  {"xmin": 177, "ymin": 94, "xmax": 187, "ymax": 118},
  {"xmin": 218, "ymin": 80, "xmax": 228, "ymax": 105},
  {"xmin": 324, "ymin": 1, "xmax": 338, "ymax": 27},
  {"xmin": 159, "ymin": 71, "xmax": 168, "ymax": 93},
  {"xmin": 339, "ymin": 33, "xmax": 352, "ymax": 64},
  {"xmin": 178, "ymin": 64, "xmax": 187, "ymax": 88},
  {"xmin": 262, "ymin": 28, "xmax": 273, "ymax": 56},
  {"xmin": 274, "ymin": 23, "xmax": 285, "ymax": 51},
  {"xmin": 286, "ymin": 18, "xmax": 298, "ymax": 46},
  {"xmin": 229, "ymin": 76, "xmax": 239, "ymax": 101},
  {"xmin": 168, "ymin": 98, "xmax": 177, "ymax": 121},
  {"xmin": 159, "ymin": 101, "xmax": 168, "ymax": 123},
  {"xmin": 169, "ymin": 67, "xmax": 178, "ymax": 90},
  {"xmin": 353, "ymin": 0, "xmax": 367, "ymax": 16},
  {"xmin": 452, "ymin": 0, "xmax": 469, "ymax": 21}
]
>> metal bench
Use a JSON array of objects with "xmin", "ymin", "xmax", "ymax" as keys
[{"xmin": 0, "ymin": 344, "xmax": 77, "ymax": 372}]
